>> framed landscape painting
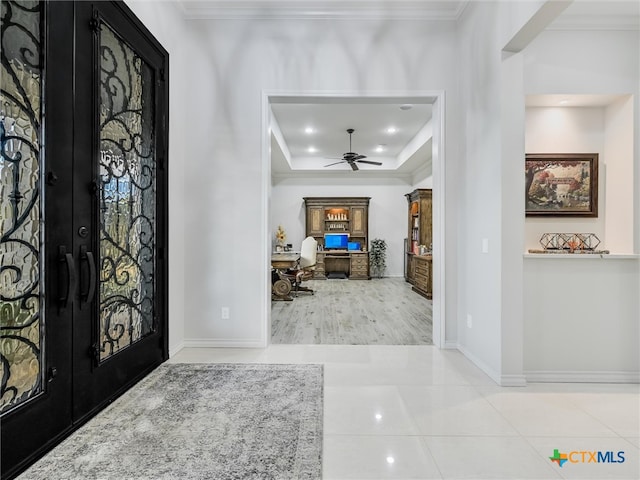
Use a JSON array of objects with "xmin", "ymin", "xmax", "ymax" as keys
[{"xmin": 525, "ymin": 153, "xmax": 598, "ymax": 217}]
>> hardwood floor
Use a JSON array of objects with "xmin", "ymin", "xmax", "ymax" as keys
[{"xmin": 271, "ymin": 277, "xmax": 432, "ymax": 345}]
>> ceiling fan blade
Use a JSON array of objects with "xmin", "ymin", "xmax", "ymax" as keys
[
  {"xmin": 356, "ymin": 160, "xmax": 382, "ymax": 166},
  {"xmin": 324, "ymin": 160, "xmax": 347, "ymax": 167},
  {"xmin": 327, "ymin": 130, "xmax": 365, "ymax": 171}
]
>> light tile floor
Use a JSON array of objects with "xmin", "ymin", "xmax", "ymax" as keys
[{"xmin": 170, "ymin": 345, "xmax": 640, "ymax": 480}]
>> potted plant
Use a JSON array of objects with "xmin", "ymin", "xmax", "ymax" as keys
[{"xmin": 369, "ymin": 238, "xmax": 387, "ymax": 278}]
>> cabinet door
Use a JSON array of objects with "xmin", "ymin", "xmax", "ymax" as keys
[
  {"xmin": 307, "ymin": 206, "xmax": 324, "ymax": 236},
  {"xmin": 412, "ymin": 256, "xmax": 433, "ymax": 299},
  {"xmin": 313, "ymin": 252, "xmax": 326, "ymax": 279},
  {"xmin": 349, "ymin": 253, "xmax": 369, "ymax": 280},
  {"xmin": 419, "ymin": 193, "xmax": 433, "ymax": 247},
  {"xmin": 406, "ymin": 254, "xmax": 416, "ymax": 283},
  {"xmin": 350, "ymin": 206, "xmax": 367, "ymax": 236}
]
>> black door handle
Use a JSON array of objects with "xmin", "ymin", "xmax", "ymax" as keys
[
  {"xmin": 58, "ymin": 246, "xmax": 77, "ymax": 310},
  {"xmin": 80, "ymin": 245, "xmax": 97, "ymax": 306}
]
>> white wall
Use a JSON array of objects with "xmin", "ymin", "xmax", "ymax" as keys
[
  {"xmin": 525, "ymin": 107, "xmax": 606, "ymax": 250},
  {"xmin": 271, "ymin": 179, "xmax": 413, "ymax": 277},
  {"xmin": 180, "ymin": 17, "xmax": 460, "ymax": 346},
  {"xmin": 452, "ymin": 1, "xmax": 630, "ymax": 385},
  {"xmin": 524, "ymin": 257, "xmax": 640, "ymax": 382},
  {"xmin": 524, "ymin": 28, "xmax": 640, "ymax": 252},
  {"xmin": 524, "ymin": 29, "xmax": 639, "ymax": 96},
  {"xmin": 605, "ymin": 96, "xmax": 635, "ymax": 254},
  {"xmin": 456, "ymin": 0, "xmax": 505, "ymax": 381},
  {"xmin": 125, "ymin": 0, "xmax": 639, "ymax": 384},
  {"xmin": 413, "ymin": 175, "xmax": 433, "ymax": 190},
  {"xmin": 522, "ymin": 27, "xmax": 639, "ymax": 381},
  {"xmin": 500, "ymin": 52, "xmax": 526, "ymax": 385},
  {"xmin": 525, "ymin": 104, "xmax": 635, "ymax": 253},
  {"xmin": 125, "ymin": 0, "xmax": 191, "ymax": 355}
]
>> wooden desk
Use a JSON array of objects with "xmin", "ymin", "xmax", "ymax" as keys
[
  {"xmin": 271, "ymin": 253, "xmax": 300, "ymax": 301},
  {"xmin": 271, "ymin": 253, "xmax": 299, "ymax": 270},
  {"xmin": 314, "ymin": 250, "xmax": 370, "ymax": 280}
]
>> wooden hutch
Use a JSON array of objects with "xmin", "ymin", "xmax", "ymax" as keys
[
  {"xmin": 303, "ymin": 197, "xmax": 370, "ymax": 280},
  {"xmin": 405, "ymin": 189, "xmax": 433, "ymax": 298}
]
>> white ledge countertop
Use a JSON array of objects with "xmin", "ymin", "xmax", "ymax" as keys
[{"xmin": 523, "ymin": 253, "xmax": 640, "ymax": 259}]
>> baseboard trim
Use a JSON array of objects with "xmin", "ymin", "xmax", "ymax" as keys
[
  {"xmin": 499, "ymin": 374, "xmax": 527, "ymax": 387},
  {"xmin": 443, "ymin": 341, "xmax": 458, "ymax": 349},
  {"xmin": 456, "ymin": 343, "xmax": 527, "ymax": 386},
  {"xmin": 183, "ymin": 338, "xmax": 266, "ymax": 348},
  {"xmin": 526, "ymin": 370, "xmax": 640, "ymax": 384},
  {"xmin": 169, "ymin": 342, "xmax": 184, "ymax": 358},
  {"xmin": 456, "ymin": 343, "xmax": 501, "ymax": 385}
]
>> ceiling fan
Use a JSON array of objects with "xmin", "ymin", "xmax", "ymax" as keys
[{"xmin": 324, "ymin": 128, "xmax": 383, "ymax": 171}]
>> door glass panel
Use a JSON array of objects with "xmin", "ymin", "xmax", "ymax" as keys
[
  {"xmin": 0, "ymin": 0, "xmax": 44, "ymax": 414},
  {"xmin": 98, "ymin": 22, "xmax": 156, "ymax": 361}
]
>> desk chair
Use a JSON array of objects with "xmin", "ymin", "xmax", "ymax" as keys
[{"xmin": 283, "ymin": 236, "xmax": 317, "ymax": 296}]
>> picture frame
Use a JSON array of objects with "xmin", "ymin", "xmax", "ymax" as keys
[{"xmin": 525, "ymin": 153, "xmax": 598, "ymax": 217}]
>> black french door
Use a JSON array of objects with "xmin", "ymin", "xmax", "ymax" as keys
[{"xmin": 0, "ymin": 2, "xmax": 168, "ymax": 478}]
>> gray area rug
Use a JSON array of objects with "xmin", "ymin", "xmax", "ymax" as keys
[{"xmin": 19, "ymin": 363, "xmax": 323, "ymax": 480}]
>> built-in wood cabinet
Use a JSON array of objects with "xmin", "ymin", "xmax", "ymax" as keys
[
  {"xmin": 406, "ymin": 189, "xmax": 432, "ymax": 254},
  {"xmin": 405, "ymin": 189, "xmax": 433, "ymax": 298},
  {"xmin": 406, "ymin": 250, "xmax": 416, "ymax": 283},
  {"xmin": 350, "ymin": 206, "xmax": 367, "ymax": 237},
  {"xmin": 313, "ymin": 252, "xmax": 326, "ymax": 279},
  {"xmin": 304, "ymin": 197, "xmax": 370, "ymax": 280},
  {"xmin": 412, "ymin": 255, "xmax": 433, "ymax": 299},
  {"xmin": 304, "ymin": 197, "xmax": 370, "ymax": 249},
  {"xmin": 349, "ymin": 252, "xmax": 369, "ymax": 280},
  {"xmin": 307, "ymin": 206, "xmax": 324, "ymax": 236}
]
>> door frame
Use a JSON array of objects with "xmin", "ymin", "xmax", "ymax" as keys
[{"xmin": 260, "ymin": 90, "xmax": 447, "ymax": 348}]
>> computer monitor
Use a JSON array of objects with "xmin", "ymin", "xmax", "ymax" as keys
[{"xmin": 324, "ymin": 233, "xmax": 349, "ymax": 249}]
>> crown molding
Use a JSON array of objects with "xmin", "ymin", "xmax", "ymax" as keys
[
  {"xmin": 271, "ymin": 170, "xmax": 413, "ymax": 185},
  {"xmin": 178, "ymin": 0, "xmax": 469, "ymax": 21},
  {"xmin": 177, "ymin": 1, "xmax": 636, "ymax": 28}
]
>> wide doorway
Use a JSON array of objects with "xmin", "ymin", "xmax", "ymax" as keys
[{"xmin": 265, "ymin": 94, "xmax": 445, "ymax": 346}]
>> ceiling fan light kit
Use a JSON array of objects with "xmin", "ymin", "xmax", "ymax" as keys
[{"xmin": 323, "ymin": 128, "xmax": 383, "ymax": 171}]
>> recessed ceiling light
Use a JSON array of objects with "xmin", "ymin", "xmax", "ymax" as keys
[
  {"xmin": 304, "ymin": 127, "xmax": 314, "ymax": 134},
  {"xmin": 375, "ymin": 145, "xmax": 384, "ymax": 153},
  {"xmin": 400, "ymin": 104, "xmax": 413, "ymax": 110},
  {"xmin": 386, "ymin": 456, "xmax": 395, "ymax": 464},
  {"xmin": 559, "ymin": 99, "xmax": 569, "ymax": 105},
  {"xmin": 386, "ymin": 127, "xmax": 397, "ymax": 134},
  {"xmin": 375, "ymin": 413, "xmax": 382, "ymax": 420},
  {"xmin": 307, "ymin": 146, "xmax": 317, "ymax": 153}
]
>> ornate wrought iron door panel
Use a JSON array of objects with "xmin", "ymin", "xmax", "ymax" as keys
[
  {"xmin": 98, "ymin": 22, "xmax": 156, "ymax": 361},
  {"xmin": 0, "ymin": 0, "xmax": 44, "ymax": 415}
]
